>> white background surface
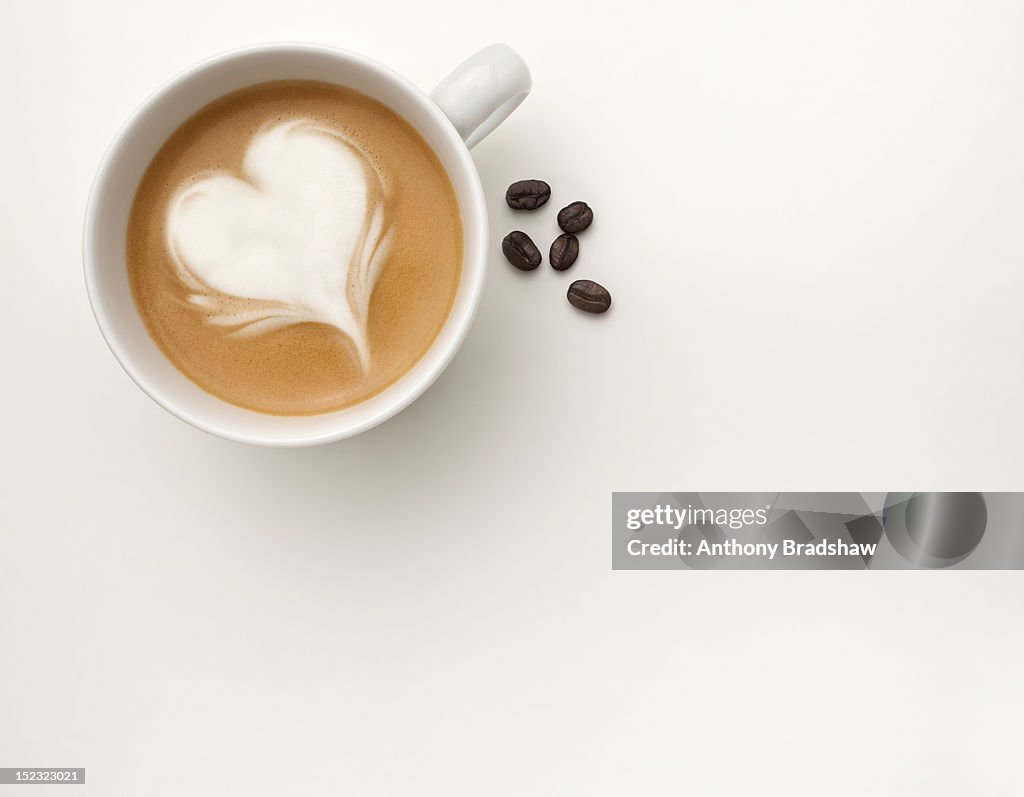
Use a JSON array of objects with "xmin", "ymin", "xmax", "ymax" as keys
[{"xmin": 3, "ymin": 1, "xmax": 1024, "ymax": 794}]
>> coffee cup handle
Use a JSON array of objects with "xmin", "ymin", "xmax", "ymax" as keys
[{"xmin": 430, "ymin": 44, "xmax": 531, "ymax": 149}]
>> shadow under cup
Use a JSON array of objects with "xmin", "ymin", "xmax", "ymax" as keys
[{"xmin": 85, "ymin": 45, "xmax": 487, "ymax": 446}]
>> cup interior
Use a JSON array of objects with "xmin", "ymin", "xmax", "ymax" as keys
[{"xmin": 84, "ymin": 44, "xmax": 487, "ymax": 445}]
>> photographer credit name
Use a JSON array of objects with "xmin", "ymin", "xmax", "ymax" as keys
[{"xmin": 625, "ymin": 537, "xmax": 877, "ymax": 560}]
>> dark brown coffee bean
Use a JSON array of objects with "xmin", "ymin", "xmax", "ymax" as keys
[
  {"xmin": 557, "ymin": 201, "xmax": 593, "ymax": 233},
  {"xmin": 549, "ymin": 233, "xmax": 579, "ymax": 271},
  {"xmin": 502, "ymin": 231, "xmax": 542, "ymax": 271},
  {"xmin": 567, "ymin": 279, "xmax": 611, "ymax": 313},
  {"xmin": 505, "ymin": 180, "xmax": 551, "ymax": 210}
]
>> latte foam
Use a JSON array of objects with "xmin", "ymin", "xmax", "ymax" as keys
[
  {"xmin": 127, "ymin": 81, "xmax": 462, "ymax": 415},
  {"xmin": 167, "ymin": 119, "xmax": 392, "ymax": 369}
]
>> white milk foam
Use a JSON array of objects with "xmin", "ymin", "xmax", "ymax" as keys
[{"xmin": 166, "ymin": 119, "xmax": 393, "ymax": 369}]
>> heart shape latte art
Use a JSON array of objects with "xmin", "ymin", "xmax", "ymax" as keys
[{"xmin": 166, "ymin": 119, "xmax": 393, "ymax": 369}]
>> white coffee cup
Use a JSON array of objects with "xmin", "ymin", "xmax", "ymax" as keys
[{"xmin": 84, "ymin": 42, "xmax": 530, "ymax": 446}]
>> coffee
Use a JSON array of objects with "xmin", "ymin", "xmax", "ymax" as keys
[{"xmin": 127, "ymin": 80, "xmax": 463, "ymax": 416}]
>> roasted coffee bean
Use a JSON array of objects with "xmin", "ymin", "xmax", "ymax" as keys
[
  {"xmin": 549, "ymin": 233, "xmax": 579, "ymax": 271},
  {"xmin": 505, "ymin": 179, "xmax": 551, "ymax": 210},
  {"xmin": 567, "ymin": 279, "xmax": 611, "ymax": 313},
  {"xmin": 502, "ymin": 231, "xmax": 542, "ymax": 271},
  {"xmin": 557, "ymin": 201, "xmax": 593, "ymax": 233}
]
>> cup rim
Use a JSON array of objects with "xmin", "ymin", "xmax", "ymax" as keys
[{"xmin": 83, "ymin": 42, "xmax": 488, "ymax": 446}]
